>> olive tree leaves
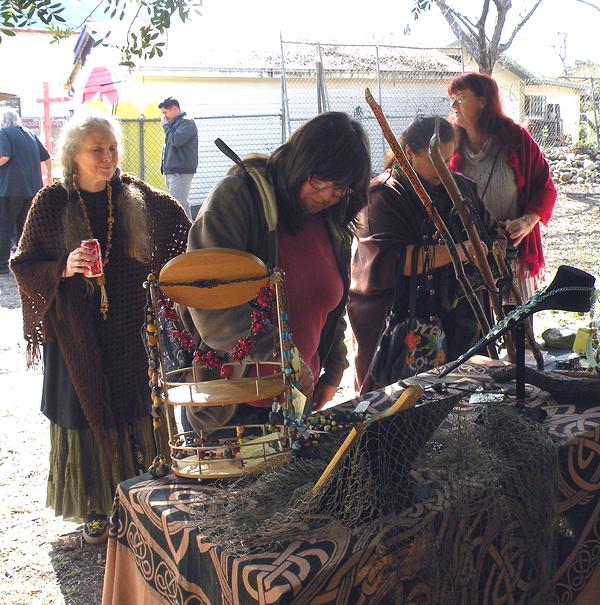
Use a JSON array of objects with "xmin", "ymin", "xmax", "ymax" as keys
[{"xmin": 0, "ymin": 0, "xmax": 201, "ymax": 66}]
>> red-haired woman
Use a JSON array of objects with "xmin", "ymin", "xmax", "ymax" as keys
[{"xmin": 448, "ymin": 72, "xmax": 556, "ymax": 298}]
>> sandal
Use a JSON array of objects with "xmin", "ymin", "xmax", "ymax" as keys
[{"xmin": 83, "ymin": 512, "xmax": 109, "ymax": 545}]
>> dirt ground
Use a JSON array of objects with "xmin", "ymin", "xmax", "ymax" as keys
[{"xmin": 1, "ymin": 185, "xmax": 599, "ymax": 605}]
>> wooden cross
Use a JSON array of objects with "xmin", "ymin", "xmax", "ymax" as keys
[{"xmin": 36, "ymin": 82, "xmax": 69, "ymax": 153}]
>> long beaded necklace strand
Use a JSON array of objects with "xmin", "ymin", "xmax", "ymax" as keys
[{"xmin": 76, "ymin": 182, "xmax": 114, "ymax": 320}]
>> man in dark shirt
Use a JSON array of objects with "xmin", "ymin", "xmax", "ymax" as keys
[
  {"xmin": 0, "ymin": 109, "xmax": 52, "ymax": 274},
  {"xmin": 158, "ymin": 97, "xmax": 198, "ymax": 218}
]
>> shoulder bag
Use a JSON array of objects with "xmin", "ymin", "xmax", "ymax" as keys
[{"xmin": 369, "ymin": 245, "xmax": 447, "ymax": 387}]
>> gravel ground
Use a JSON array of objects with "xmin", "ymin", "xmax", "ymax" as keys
[{"xmin": 0, "ymin": 185, "xmax": 599, "ymax": 604}]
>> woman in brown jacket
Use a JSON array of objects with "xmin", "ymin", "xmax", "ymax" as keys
[
  {"xmin": 348, "ymin": 116, "xmax": 504, "ymax": 395},
  {"xmin": 11, "ymin": 114, "xmax": 190, "ymax": 542}
]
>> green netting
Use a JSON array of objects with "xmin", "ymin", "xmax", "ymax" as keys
[{"xmin": 190, "ymin": 392, "xmax": 558, "ymax": 603}]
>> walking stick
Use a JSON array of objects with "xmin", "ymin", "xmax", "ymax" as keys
[
  {"xmin": 428, "ymin": 119, "xmax": 516, "ymax": 363},
  {"xmin": 364, "ymin": 88, "xmax": 497, "ymax": 359}
]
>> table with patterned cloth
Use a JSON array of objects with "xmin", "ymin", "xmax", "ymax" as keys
[{"xmin": 102, "ymin": 357, "xmax": 600, "ymax": 605}]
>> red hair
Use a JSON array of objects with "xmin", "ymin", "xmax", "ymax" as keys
[{"xmin": 448, "ymin": 72, "xmax": 515, "ymax": 142}]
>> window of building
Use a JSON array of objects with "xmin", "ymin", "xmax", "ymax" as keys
[{"xmin": 524, "ymin": 95, "xmax": 547, "ymax": 119}]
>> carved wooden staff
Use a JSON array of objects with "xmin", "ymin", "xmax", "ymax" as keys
[
  {"xmin": 492, "ymin": 242, "xmax": 545, "ymax": 369},
  {"xmin": 364, "ymin": 88, "xmax": 497, "ymax": 358},
  {"xmin": 428, "ymin": 119, "xmax": 516, "ymax": 363}
]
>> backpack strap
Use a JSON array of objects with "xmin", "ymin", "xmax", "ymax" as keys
[
  {"xmin": 214, "ymin": 138, "xmax": 278, "ymax": 265},
  {"xmin": 245, "ymin": 167, "xmax": 277, "ymax": 233}
]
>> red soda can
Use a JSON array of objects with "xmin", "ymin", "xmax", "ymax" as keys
[{"xmin": 80, "ymin": 239, "xmax": 104, "ymax": 278}]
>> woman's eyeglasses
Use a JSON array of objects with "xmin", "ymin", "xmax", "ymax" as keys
[
  {"xmin": 308, "ymin": 176, "xmax": 353, "ymax": 198},
  {"xmin": 449, "ymin": 94, "xmax": 474, "ymax": 105}
]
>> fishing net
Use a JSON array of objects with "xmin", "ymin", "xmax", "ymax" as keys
[{"xmin": 189, "ymin": 377, "xmax": 559, "ymax": 603}]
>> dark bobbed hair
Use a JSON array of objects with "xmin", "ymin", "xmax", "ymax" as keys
[
  {"xmin": 158, "ymin": 96, "xmax": 180, "ymax": 110},
  {"xmin": 383, "ymin": 116, "xmax": 455, "ymax": 170},
  {"xmin": 266, "ymin": 111, "xmax": 371, "ymax": 239},
  {"xmin": 448, "ymin": 72, "xmax": 515, "ymax": 143}
]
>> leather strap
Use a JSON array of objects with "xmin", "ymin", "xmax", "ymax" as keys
[{"xmin": 481, "ymin": 148, "xmax": 501, "ymax": 202}]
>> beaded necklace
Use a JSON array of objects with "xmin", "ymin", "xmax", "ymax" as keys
[{"xmin": 76, "ymin": 182, "xmax": 114, "ymax": 319}]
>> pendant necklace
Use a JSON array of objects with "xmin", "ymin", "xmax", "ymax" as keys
[{"xmin": 76, "ymin": 182, "xmax": 114, "ymax": 319}]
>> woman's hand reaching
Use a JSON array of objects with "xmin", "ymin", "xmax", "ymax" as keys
[
  {"xmin": 311, "ymin": 383, "xmax": 338, "ymax": 412},
  {"xmin": 502, "ymin": 214, "xmax": 540, "ymax": 248}
]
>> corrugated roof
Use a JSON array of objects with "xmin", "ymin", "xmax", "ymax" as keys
[{"xmin": 136, "ymin": 41, "xmax": 461, "ymax": 75}]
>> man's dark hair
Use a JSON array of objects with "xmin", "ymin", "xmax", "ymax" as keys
[{"xmin": 158, "ymin": 97, "xmax": 180, "ymax": 110}]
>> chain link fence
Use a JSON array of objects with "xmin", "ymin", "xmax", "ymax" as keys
[
  {"xmin": 501, "ymin": 75, "xmax": 597, "ymax": 149},
  {"xmin": 281, "ymin": 41, "xmax": 462, "ymax": 173},
  {"xmin": 119, "ymin": 114, "xmax": 284, "ymax": 216},
  {"xmin": 116, "ymin": 42, "xmax": 599, "ymax": 216},
  {"xmin": 560, "ymin": 76, "xmax": 600, "ymax": 148}
]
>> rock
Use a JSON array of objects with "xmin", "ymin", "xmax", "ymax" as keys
[
  {"xmin": 544, "ymin": 145, "xmax": 600, "ymax": 188},
  {"xmin": 542, "ymin": 328, "xmax": 577, "ymax": 349}
]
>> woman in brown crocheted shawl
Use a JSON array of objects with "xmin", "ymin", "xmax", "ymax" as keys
[{"xmin": 11, "ymin": 114, "xmax": 190, "ymax": 541}]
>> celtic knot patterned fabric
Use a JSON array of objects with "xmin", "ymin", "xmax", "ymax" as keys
[{"xmin": 103, "ymin": 359, "xmax": 600, "ymax": 605}]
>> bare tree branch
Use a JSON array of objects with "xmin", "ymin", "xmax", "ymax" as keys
[
  {"xmin": 434, "ymin": 0, "xmax": 480, "ymax": 57},
  {"xmin": 476, "ymin": 0, "xmax": 491, "ymax": 31},
  {"xmin": 415, "ymin": 0, "xmax": 547, "ymax": 73},
  {"xmin": 490, "ymin": 0, "xmax": 508, "ymax": 50},
  {"xmin": 499, "ymin": 0, "xmax": 544, "ymax": 53},
  {"xmin": 575, "ymin": 0, "xmax": 600, "ymax": 12}
]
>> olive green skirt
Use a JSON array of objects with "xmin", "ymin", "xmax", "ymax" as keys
[{"xmin": 47, "ymin": 414, "xmax": 172, "ymax": 523}]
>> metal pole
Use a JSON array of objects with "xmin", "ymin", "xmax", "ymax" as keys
[
  {"xmin": 317, "ymin": 43, "xmax": 329, "ymax": 111},
  {"xmin": 316, "ymin": 61, "xmax": 323, "ymax": 114},
  {"xmin": 279, "ymin": 32, "xmax": 291, "ymax": 141},
  {"xmin": 375, "ymin": 45, "xmax": 385, "ymax": 161},
  {"xmin": 514, "ymin": 320, "xmax": 527, "ymax": 400},
  {"xmin": 590, "ymin": 77, "xmax": 600, "ymax": 148},
  {"xmin": 139, "ymin": 118, "xmax": 145, "ymax": 180}
]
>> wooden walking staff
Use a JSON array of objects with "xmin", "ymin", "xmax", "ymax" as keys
[
  {"xmin": 492, "ymin": 242, "xmax": 545, "ymax": 369},
  {"xmin": 364, "ymin": 88, "xmax": 497, "ymax": 359},
  {"xmin": 428, "ymin": 118, "xmax": 516, "ymax": 363}
]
